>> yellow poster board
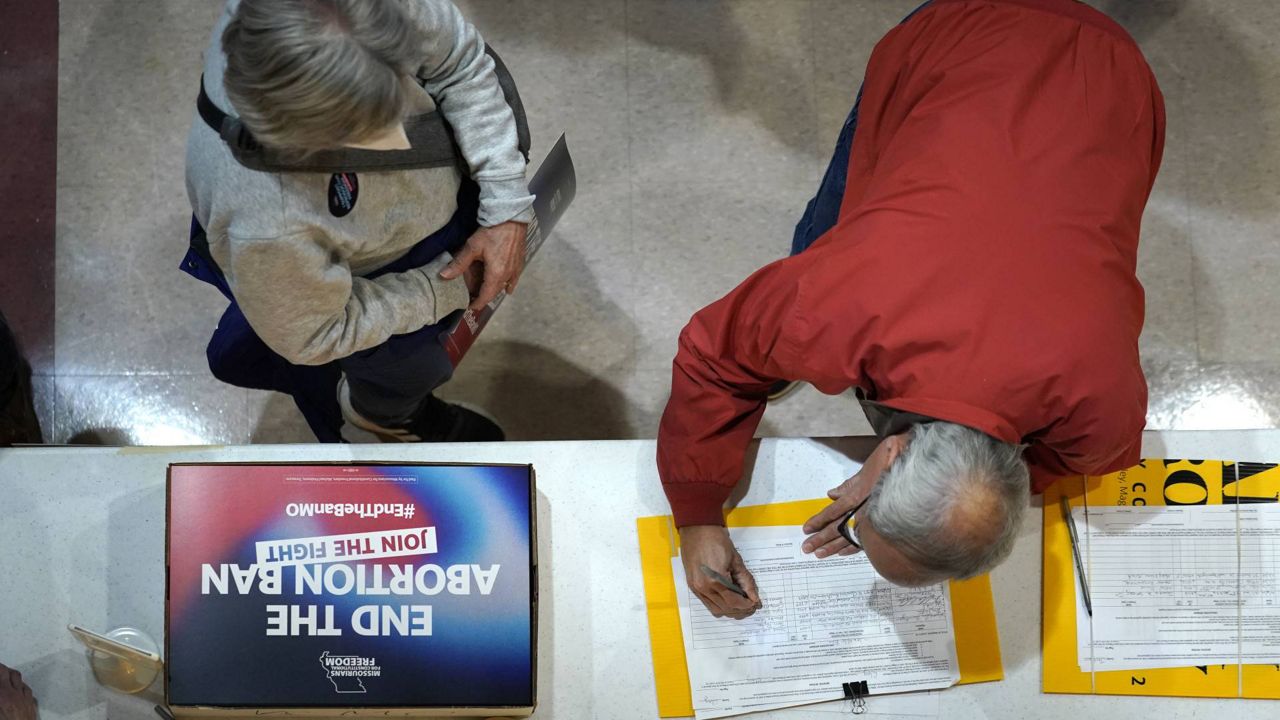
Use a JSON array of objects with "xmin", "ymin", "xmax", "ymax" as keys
[
  {"xmin": 1042, "ymin": 459, "xmax": 1280, "ymax": 698},
  {"xmin": 638, "ymin": 499, "xmax": 1005, "ymax": 718}
]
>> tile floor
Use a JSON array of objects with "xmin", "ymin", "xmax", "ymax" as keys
[
  {"xmin": 34, "ymin": 0, "xmax": 1280, "ymax": 445},
  {"xmin": 0, "ymin": 1, "xmax": 57, "ymax": 373}
]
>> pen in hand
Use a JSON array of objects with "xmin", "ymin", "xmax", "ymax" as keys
[{"xmin": 699, "ymin": 564, "xmax": 750, "ymax": 599}]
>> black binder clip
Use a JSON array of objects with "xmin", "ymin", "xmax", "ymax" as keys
[{"xmin": 842, "ymin": 680, "xmax": 869, "ymax": 715}]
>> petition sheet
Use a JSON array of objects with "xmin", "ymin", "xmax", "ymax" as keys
[
  {"xmin": 1074, "ymin": 505, "xmax": 1280, "ymax": 672},
  {"xmin": 1239, "ymin": 504, "xmax": 1280, "ymax": 665},
  {"xmin": 674, "ymin": 526, "xmax": 958, "ymax": 720}
]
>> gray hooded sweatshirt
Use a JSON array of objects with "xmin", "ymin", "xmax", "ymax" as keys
[{"xmin": 186, "ymin": 0, "xmax": 534, "ymax": 366}]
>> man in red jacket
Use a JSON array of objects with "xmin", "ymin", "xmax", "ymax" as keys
[{"xmin": 658, "ymin": 0, "xmax": 1165, "ymax": 619}]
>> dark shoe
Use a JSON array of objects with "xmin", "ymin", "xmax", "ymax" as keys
[
  {"xmin": 338, "ymin": 376, "xmax": 504, "ymax": 443},
  {"xmin": 399, "ymin": 395, "xmax": 505, "ymax": 443},
  {"xmin": 0, "ymin": 311, "xmax": 43, "ymax": 445}
]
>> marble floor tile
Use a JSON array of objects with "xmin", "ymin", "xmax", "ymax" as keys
[
  {"xmin": 245, "ymin": 389, "xmax": 316, "ymax": 445},
  {"xmin": 1144, "ymin": 358, "xmax": 1280, "ymax": 431},
  {"xmin": 58, "ymin": 0, "xmax": 220, "ymax": 192},
  {"xmin": 626, "ymin": 0, "xmax": 821, "ymax": 186},
  {"xmin": 53, "ymin": 372, "xmax": 249, "ymax": 445},
  {"xmin": 0, "ymin": 0, "xmax": 58, "ymax": 376},
  {"xmin": 439, "ymin": 348, "xmax": 639, "ymax": 441},
  {"xmin": 476, "ymin": 179, "xmax": 637, "ymax": 378},
  {"xmin": 1115, "ymin": 2, "xmax": 1199, "ymax": 364},
  {"xmin": 631, "ymin": 179, "xmax": 814, "ymax": 372},
  {"xmin": 1190, "ymin": 193, "xmax": 1280, "ymax": 364},
  {"xmin": 30, "ymin": 375, "xmax": 56, "ymax": 445},
  {"xmin": 810, "ymin": 0, "xmax": 922, "ymax": 151},
  {"xmin": 453, "ymin": 0, "xmax": 629, "ymax": 187},
  {"xmin": 759, "ymin": 384, "xmax": 873, "ymax": 441},
  {"xmin": 1137, "ymin": 194, "xmax": 1197, "ymax": 363},
  {"xmin": 1160, "ymin": 2, "xmax": 1280, "ymax": 363},
  {"xmin": 55, "ymin": 179, "xmax": 228, "ymax": 376},
  {"xmin": 56, "ymin": 0, "xmax": 226, "ymax": 376},
  {"xmin": 624, "ymin": 367, "xmax": 674, "ymax": 439}
]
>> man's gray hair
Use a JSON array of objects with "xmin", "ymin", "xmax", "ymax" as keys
[
  {"xmin": 864, "ymin": 421, "xmax": 1029, "ymax": 581},
  {"xmin": 222, "ymin": 0, "xmax": 424, "ymax": 151}
]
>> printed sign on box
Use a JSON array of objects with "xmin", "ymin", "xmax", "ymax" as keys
[{"xmin": 165, "ymin": 463, "xmax": 537, "ymax": 717}]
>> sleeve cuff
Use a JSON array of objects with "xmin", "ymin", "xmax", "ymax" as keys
[
  {"xmin": 664, "ymin": 482, "xmax": 734, "ymax": 528},
  {"xmin": 431, "ymin": 271, "xmax": 471, "ymax": 322},
  {"xmin": 476, "ymin": 177, "xmax": 536, "ymax": 227}
]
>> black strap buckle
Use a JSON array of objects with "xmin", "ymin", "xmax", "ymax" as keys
[{"xmin": 219, "ymin": 117, "xmax": 260, "ymax": 153}]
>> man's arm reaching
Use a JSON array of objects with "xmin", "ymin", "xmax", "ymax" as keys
[{"xmin": 657, "ymin": 254, "xmax": 815, "ymax": 527}]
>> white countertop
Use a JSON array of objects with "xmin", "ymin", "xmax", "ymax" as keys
[{"xmin": 3, "ymin": 430, "xmax": 1280, "ymax": 719}]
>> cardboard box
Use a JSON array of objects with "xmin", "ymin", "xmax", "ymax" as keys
[{"xmin": 165, "ymin": 462, "xmax": 537, "ymax": 717}]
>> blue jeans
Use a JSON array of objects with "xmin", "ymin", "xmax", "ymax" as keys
[
  {"xmin": 790, "ymin": 90, "xmax": 862, "ymax": 256},
  {"xmin": 791, "ymin": 1, "xmax": 933, "ymax": 256},
  {"xmin": 181, "ymin": 181, "xmax": 479, "ymax": 441}
]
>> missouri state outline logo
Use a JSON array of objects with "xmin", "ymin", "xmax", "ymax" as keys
[{"xmin": 318, "ymin": 651, "xmax": 382, "ymax": 693}]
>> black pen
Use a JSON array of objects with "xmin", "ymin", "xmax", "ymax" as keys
[
  {"xmin": 699, "ymin": 564, "xmax": 750, "ymax": 599},
  {"xmin": 1060, "ymin": 496, "xmax": 1093, "ymax": 617}
]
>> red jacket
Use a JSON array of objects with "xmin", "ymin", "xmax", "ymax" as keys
[{"xmin": 658, "ymin": 0, "xmax": 1166, "ymax": 528}]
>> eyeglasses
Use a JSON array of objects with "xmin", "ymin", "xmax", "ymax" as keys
[{"xmin": 837, "ymin": 495, "xmax": 871, "ymax": 550}]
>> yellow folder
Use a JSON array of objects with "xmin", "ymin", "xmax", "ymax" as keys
[
  {"xmin": 638, "ymin": 499, "xmax": 1005, "ymax": 717},
  {"xmin": 1042, "ymin": 459, "xmax": 1280, "ymax": 698}
]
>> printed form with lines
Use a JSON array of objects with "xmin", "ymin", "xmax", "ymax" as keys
[
  {"xmin": 1074, "ymin": 504, "xmax": 1280, "ymax": 672},
  {"xmin": 672, "ymin": 526, "xmax": 958, "ymax": 719}
]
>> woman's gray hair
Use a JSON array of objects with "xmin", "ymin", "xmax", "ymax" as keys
[
  {"xmin": 222, "ymin": 0, "xmax": 424, "ymax": 151},
  {"xmin": 864, "ymin": 421, "xmax": 1029, "ymax": 581}
]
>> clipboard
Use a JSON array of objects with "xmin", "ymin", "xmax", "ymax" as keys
[
  {"xmin": 638, "ymin": 498, "xmax": 1005, "ymax": 717},
  {"xmin": 1042, "ymin": 459, "xmax": 1280, "ymax": 699}
]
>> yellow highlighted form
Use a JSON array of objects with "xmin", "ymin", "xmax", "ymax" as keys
[
  {"xmin": 1042, "ymin": 459, "xmax": 1280, "ymax": 699},
  {"xmin": 638, "ymin": 499, "xmax": 1004, "ymax": 717}
]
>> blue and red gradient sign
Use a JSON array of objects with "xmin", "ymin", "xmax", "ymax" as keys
[{"xmin": 166, "ymin": 464, "xmax": 535, "ymax": 708}]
